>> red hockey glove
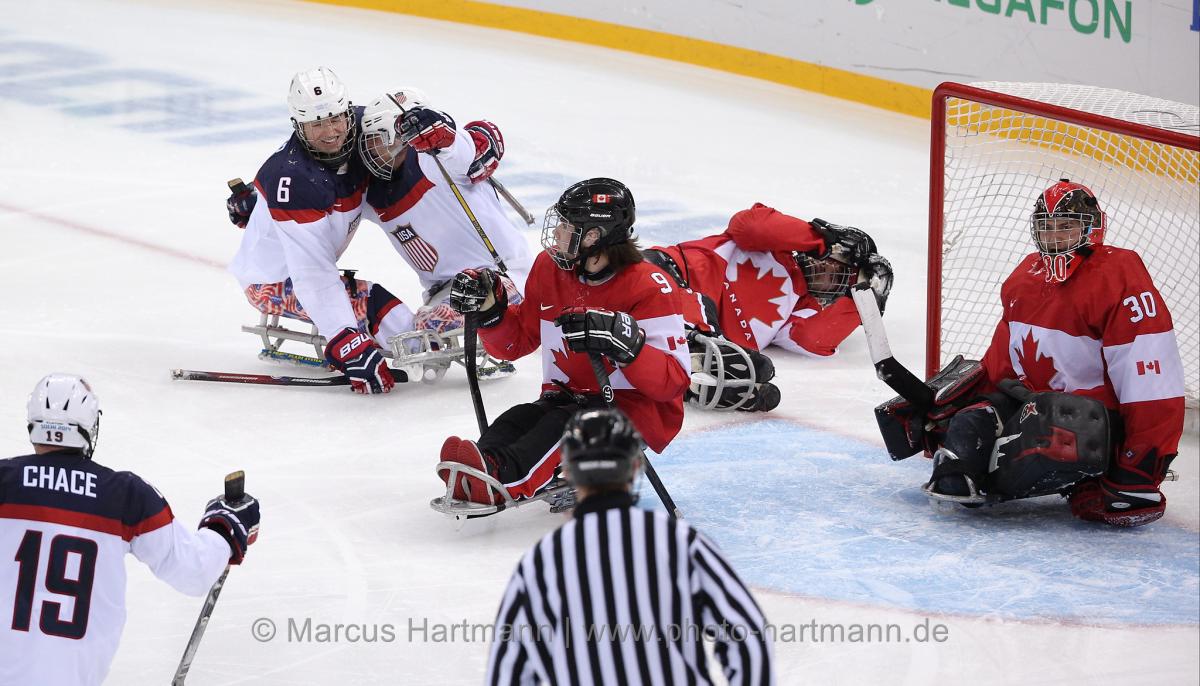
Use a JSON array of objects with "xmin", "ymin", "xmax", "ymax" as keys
[
  {"xmin": 398, "ymin": 106, "xmax": 457, "ymax": 153},
  {"xmin": 226, "ymin": 184, "xmax": 257, "ymax": 228},
  {"xmin": 325, "ymin": 327, "xmax": 395, "ymax": 394},
  {"xmin": 448, "ymin": 268, "xmax": 509, "ymax": 327},
  {"xmin": 199, "ymin": 492, "xmax": 260, "ymax": 565},
  {"xmin": 556, "ymin": 308, "xmax": 646, "ymax": 365},
  {"xmin": 465, "ymin": 120, "xmax": 504, "ymax": 184},
  {"xmin": 1068, "ymin": 478, "xmax": 1166, "ymax": 527}
]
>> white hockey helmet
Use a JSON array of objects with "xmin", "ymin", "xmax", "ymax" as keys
[
  {"xmin": 358, "ymin": 88, "xmax": 429, "ymax": 180},
  {"xmin": 287, "ymin": 67, "xmax": 356, "ymax": 165},
  {"xmin": 27, "ymin": 373, "xmax": 102, "ymax": 457}
]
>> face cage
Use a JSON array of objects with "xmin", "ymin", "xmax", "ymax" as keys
[
  {"xmin": 294, "ymin": 111, "xmax": 356, "ymax": 166},
  {"xmin": 359, "ymin": 130, "xmax": 407, "ymax": 180},
  {"xmin": 542, "ymin": 207, "xmax": 584, "ymax": 270},
  {"xmin": 1030, "ymin": 212, "xmax": 1093, "ymax": 256},
  {"xmin": 687, "ymin": 332, "xmax": 760, "ymax": 411},
  {"xmin": 798, "ymin": 254, "xmax": 856, "ymax": 307}
]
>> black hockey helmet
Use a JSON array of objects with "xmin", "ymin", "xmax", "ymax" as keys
[
  {"xmin": 561, "ymin": 408, "xmax": 643, "ymax": 488},
  {"xmin": 542, "ymin": 178, "xmax": 636, "ymax": 269}
]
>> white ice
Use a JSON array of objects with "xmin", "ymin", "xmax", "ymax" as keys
[{"xmin": 0, "ymin": 1, "xmax": 1196, "ymax": 684}]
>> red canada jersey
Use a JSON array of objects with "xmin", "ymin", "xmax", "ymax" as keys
[
  {"xmin": 480, "ymin": 253, "xmax": 691, "ymax": 453},
  {"xmin": 981, "ymin": 245, "xmax": 1186, "ymax": 470},
  {"xmin": 653, "ymin": 204, "xmax": 862, "ymax": 356}
]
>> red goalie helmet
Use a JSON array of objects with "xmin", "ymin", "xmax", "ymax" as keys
[{"xmin": 1030, "ymin": 179, "xmax": 1106, "ymax": 282}]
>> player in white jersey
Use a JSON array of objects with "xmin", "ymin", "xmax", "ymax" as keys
[
  {"xmin": 227, "ymin": 67, "xmax": 416, "ymax": 394},
  {"xmin": 1, "ymin": 374, "xmax": 261, "ymax": 685},
  {"xmin": 356, "ymin": 88, "xmax": 533, "ymax": 333}
]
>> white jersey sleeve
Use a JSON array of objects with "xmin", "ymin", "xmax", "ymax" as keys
[{"xmin": 131, "ymin": 522, "xmax": 231, "ymax": 597}]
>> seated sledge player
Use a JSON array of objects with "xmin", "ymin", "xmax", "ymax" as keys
[
  {"xmin": 435, "ymin": 178, "xmax": 690, "ymax": 510},
  {"xmin": 1, "ymin": 374, "xmax": 261, "ymax": 685},
  {"xmin": 643, "ymin": 203, "xmax": 892, "ymax": 411},
  {"xmin": 887, "ymin": 179, "xmax": 1184, "ymax": 527},
  {"xmin": 227, "ymin": 67, "xmax": 414, "ymax": 394}
]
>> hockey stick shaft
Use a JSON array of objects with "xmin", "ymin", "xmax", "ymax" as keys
[
  {"xmin": 588, "ymin": 354, "xmax": 682, "ymax": 520},
  {"xmin": 488, "ymin": 176, "xmax": 535, "ymax": 225},
  {"xmin": 431, "ymin": 154, "xmax": 508, "ymax": 274},
  {"xmin": 171, "ymin": 369, "xmax": 350, "ymax": 387},
  {"xmin": 463, "ymin": 312, "xmax": 489, "ymax": 436},
  {"xmin": 850, "ymin": 284, "xmax": 934, "ymax": 410},
  {"xmin": 172, "ymin": 471, "xmax": 245, "ymax": 685}
]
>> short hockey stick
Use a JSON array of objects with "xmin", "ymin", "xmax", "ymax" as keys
[
  {"xmin": 588, "ymin": 353, "xmax": 682, "ymax": 520},
  {"xmin": 463, "ymin": 312, "xmax": 489, "ymax": 436},
  {"xmin": 171, "ymin": 470, "xmax": 245, "ymax": 685},
  {"xmin": 171, "ymin": 369, "xmax": 350, "ymax": 387},
  {"xmin": 430, "ymin": 154, "xmax": 508, "ymax": 274},
  {"xmin": 850, "ymin": 283, "xmax": 934, "ymax": 411},
  {"xmin": 488, "ymin": 176, "xmax": 535, "ymax": 225}
]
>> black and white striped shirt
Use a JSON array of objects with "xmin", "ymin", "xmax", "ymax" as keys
[{"xmin": 486, "ymin": 492, "xmax": 773, "ymax": 685}]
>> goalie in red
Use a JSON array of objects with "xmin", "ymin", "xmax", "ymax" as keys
[
  {"xmin": 880, "ymin": 179, "xmax": 1185, "ymax": 527},
  {"xmin": 643, "ymin": 203, "xmax": 892, "ymax": 413}
]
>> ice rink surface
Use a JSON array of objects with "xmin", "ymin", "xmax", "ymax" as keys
[{"xmin": 1, "ymin": 1, "xmax": 1197, "ymax": 683}]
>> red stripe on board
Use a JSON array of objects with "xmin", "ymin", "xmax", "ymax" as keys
[
  {"xmin": 376, "ymin": 177, "xmax": 434, "ymax": 222},
  {"xmin": 0, "ymin": 202, "xmax": 226, "ymax": 271},
  {"xmin": 0, "ymin": 503, "xmax": 175, "ymax": 541}
]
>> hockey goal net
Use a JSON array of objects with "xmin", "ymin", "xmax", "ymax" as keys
[{"xmin": 929, "ymin": 81, "xmax": 1200, "ymax": 409}]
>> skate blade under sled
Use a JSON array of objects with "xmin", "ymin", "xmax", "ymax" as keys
[
  {"xmin": 241, "ymin": 313, "xmax": 515, "ymax": 381},
  {"xmin": 429, "ymin": 462, "xmax": 574, "ymax": 519}
]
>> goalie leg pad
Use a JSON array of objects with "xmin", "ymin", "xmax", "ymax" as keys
[
  {"xmin": 874, "ymin": 356, "xmax": 985, "ymax": 461},
  {"xmin": 988, "ymin": 391, "xmax": 1110, "ymax": 500}
]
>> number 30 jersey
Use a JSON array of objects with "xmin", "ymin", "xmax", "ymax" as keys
[
  {"xmin": 0, "ymin": 451, "xmax": 230, "ymax": 686},
  {"xmin": 980, "ymin": 244, "xmax": 1186, "ymax": 482}
]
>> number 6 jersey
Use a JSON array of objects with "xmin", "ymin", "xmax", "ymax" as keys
[{"xmin": 1, "ymin": 450, "xmax": 230, "ymax": 686}]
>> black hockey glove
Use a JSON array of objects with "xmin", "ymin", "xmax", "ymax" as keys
[
  {"xmin": 810, "ymin": 218, "xmax": 877, "ymax": 267},
  {"xmin": 556, "ymin": 307, "xmax": 646, "ymax": 365},
  {"xmin": 862, "ymin": 253, "xmax": 894, "ymax": 314},
  {"xmin": 398, "ymin": 106, "xmax": 457, "ymax": 153},
  {"xmin": 324, "ymin": 327, "xmax": 396, "ymax": 394},
  {"xmin": 226, "ymin": 182, "xmax": 257, "ymax": 228},
  {"xmin": 448, "ymin": 268, "xmax": 509, "ymax": 327},
  {"xmin": 200, "ymin": 492, "xmax": 260, "ymax": 565}
]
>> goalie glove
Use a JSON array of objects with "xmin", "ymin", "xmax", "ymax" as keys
[
  {"xmin": 324, "ymin": 327, "xmax": 395, "ymax": 394},
  {"xmin": 200, "ymin": 492, "xmax": 260, "ymax": 565},
  {"xmin": 556, "ymin": 308, "xmax": 646, "ymax": 365},
  {"xmin": 809, "ymin": 218, "xmax": 877, "ymax": 267},
  {"xmin": 448, "ymin": 268, "xmax": 509, "ymax": 327},
  {"xmin": 464, "ymin": 120, "xmax": 504, "ymax": 184},
  {"xmin": 398, "ymin": 106, "xmax": 457, "ymax": 153}
]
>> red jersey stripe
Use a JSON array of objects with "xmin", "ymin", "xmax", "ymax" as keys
[{"xmin": 0, "ymin": 503, "xmax": 175, "ymax": 541}]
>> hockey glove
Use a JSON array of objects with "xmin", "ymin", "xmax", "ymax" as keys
[
  {"xmin": 200, "ymin": 492, "xmax": 260, "ymax": 565},
  {"xmin": 556, "ymin": 308, "xmax": 646, "ymax": 365},
  {"xmin": 1068, "ymin": 478, "xmax": 1166, "ymax": 527},
  {"xmin": 465, "ymin": 120, "xmax": 504, "ymax": 184},
  {"xmin": 810, "ymin": 218, "xmax": 877, "ymax": 267},
  {"xmin": 448, "ymin": 268, "xmax": 508, "ymax": 327},
  {"xmin": 226, "ymin": 183, "xmax": 257, "ymax": 228},
  {"xmin": 325, "ymin": 327, "xmax": 396, "ymax": 394},
  {"xmin": 398, "ymin": 106, "xmax": 457, "ymax": 153},
  {"xmin": 861, "ymin": 253, "xmax": 894, "ymax": 314}
]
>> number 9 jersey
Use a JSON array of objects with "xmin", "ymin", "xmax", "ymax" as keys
[{"xmin": 1, "ymin": 451, "xmax": 230, "ymax": 686}]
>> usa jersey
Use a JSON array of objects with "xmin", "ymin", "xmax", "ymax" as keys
[
  {"xmin": 653, "ymin": 204, "xmax": 861, "ymax": 356},
  {"xmin": 1, "ymin": 451, "xmax": 229, "ymax": 686},
  {"xmin": 480, "ymin": 253, "xmax": 691, "ymax": 453},
  {"xmin": 981, "ymin": 245, "xmax": 1186, "ymax": 476},
  {"xmin": 365, "ymin": 127, "xmax": 532, "ymax": 301},
  {"xmin": 228, "ymin": 109, "xmax": 371, "ymax": 338}
]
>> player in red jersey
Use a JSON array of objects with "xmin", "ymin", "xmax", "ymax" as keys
[
  {"xmin": 435, "ymin": 178, "xmax": 691, "ymax": 508},
  {"xmin": 925, "ymin": 179, "xmax": 1185, "ymax": 526},
  {"xmin": 643, "ymin": 204, "xmax": 892, "ymax": 412}
]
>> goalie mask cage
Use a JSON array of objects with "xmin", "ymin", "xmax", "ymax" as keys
[{"xmin": 929, "ymin": 81, "xmax": 1200, "ymax": 410}]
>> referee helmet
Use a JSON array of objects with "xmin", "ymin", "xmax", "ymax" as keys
[{"xmin": 561, "ymin": 408, "xmax": 643, "ymax": 488}]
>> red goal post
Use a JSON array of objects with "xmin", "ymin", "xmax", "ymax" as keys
[{"xmin": 928, "ymin": 82, "xmax": 1200, "ymax": 408}]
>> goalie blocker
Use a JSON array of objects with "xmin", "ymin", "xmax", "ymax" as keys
[{"xmin": 876, "ymin": 357, "xmax": 1110, "ymax": 503}]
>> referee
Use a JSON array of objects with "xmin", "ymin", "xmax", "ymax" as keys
[{"xmin": 485, "ymin": 408, "xmax": 774, "ymax": 685}]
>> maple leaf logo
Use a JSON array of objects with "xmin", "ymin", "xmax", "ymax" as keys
[
  {"xmin": 1014, "ymin": 330, "xmax": 1058, "ymax": 391},
  {"xmin": 550, "ymin": 341, "xmax": 599, "ymax": 392},
  {"xmin": 732, "ymin": 259, "xmax": 788, "ymax": 327}
]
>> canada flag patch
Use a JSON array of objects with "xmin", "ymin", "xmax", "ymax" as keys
[
  {"xmin": 1136, "ymin": 360, "xmax": 1161, "ymax": 375},
  {"xmin": 593, "ymin": 194, "xmax": 611, "ymax": 204}
]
